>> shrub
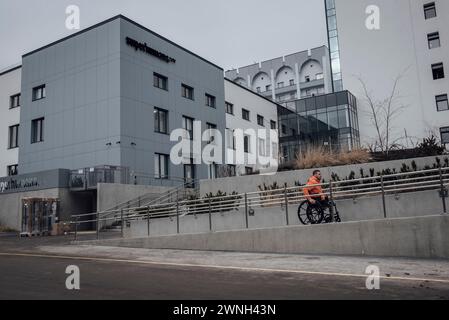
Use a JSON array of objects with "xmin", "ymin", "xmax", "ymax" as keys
[{"xmin": 295, "ymin": 146, "xmax": 371, "ymax": 169}]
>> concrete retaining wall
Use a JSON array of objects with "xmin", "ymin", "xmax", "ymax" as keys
[
  {"xmin": 200, "ymin": 155, "xmax": 447, "ymax": 195},
  {"xmin": 123, "ymin": 188, "xmax": 445, "ymax": 238},
  {"xmin": 79, "ymin": 215, "xmax": 449, "ymax": 259}
]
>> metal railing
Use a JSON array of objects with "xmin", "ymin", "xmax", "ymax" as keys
[{"xmin": 70, "ymin": 166, "xmax": 449, "ymax": 240}]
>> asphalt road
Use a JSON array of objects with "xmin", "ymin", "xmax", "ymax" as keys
[{"xmin": 0, "ymin": 234, "xmax": 449, "ymax": 300}]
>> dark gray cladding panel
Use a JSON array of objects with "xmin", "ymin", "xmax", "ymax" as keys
[{"xmin": 0, "ymin": 169, "xmax": 70, "ymax": 195}]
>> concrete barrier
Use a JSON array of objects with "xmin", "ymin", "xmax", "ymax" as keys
[{"xmin": 77, "ymin": 214, "xmax": 449, "ymax": 259}]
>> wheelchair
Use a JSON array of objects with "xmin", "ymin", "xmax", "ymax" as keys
[{"xmin": 297, "ymin": 198, "xmax": 341, "ymax": 225}]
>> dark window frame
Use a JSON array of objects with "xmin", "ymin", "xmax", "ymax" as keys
[
  {"xmin": 441, "ymin": 126, "xmax": 449, "ymax": 144},
  {"xmin": 432, "ymin": 63, "xmax": 445, "ymax": 80},
  {"xmin": 242, "ymin": 108, "xmax": 250, "ymax": 121},
  {"xmin": 436, "ymin": 94, "xmax": 449, "ymax": 112},
  {"xmin": 182, "ymin": 115, "xmax": 194, "ymax": 140},
  {"xmin": 270, "ymin": 120, "xmax": 277, "ymax": 130},
  {"xmin": 153, "ymin": 73, "xmax": 168, "ymax": 91},
  {"xmin": 154, "ymin": 107, "xmax": 169, "ymax": 134},
  {"xmin": 7, "ymin": 164, "xmax": 18, "ymax": 177},
  {"xmin": 424, "ymin": 2, "xmax": 437, "ymax": 20},
  {"xmin": 257, "ymin": 115, "xmax": 265, "ymax": 127},
  {"xmin": 225, "ymin": 102, "xmax": 234, "ymax": 115},
  {"xmin": 8, "ymin": 124, "xmax": 19, "ymax": 149},
  {"xmin": 32, "ymin": 85, "xmax": 46, "ymax": 101},
  {"xmin": 428, "ymin": 32, "xmax": 441, "ymax": 49},
  {"xmin": 181, "ymin": 84, "xmax": 194, "ymax": 100},
  {"xmin": 154, "ymin": 153, "xmax": 169, "ymax": 179},
  {"xmin": 31, "ymin": 117, "xmax": 44, "ymax": 144},
  {"xmin": 10, "ymin": 93, "xmax": 21, "ymax": 109},
  {"xmin": 205, "ymin": 93, "xmax": 216, "ymax": 108}
]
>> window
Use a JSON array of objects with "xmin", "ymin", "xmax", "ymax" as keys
[
  {"xmin": 228, "ymin": 165, "xmax": 236, "ymax": 177},
  {"xmin": 281, "ymin": 125, "xmax": 287, "ymax": 135},
  {"xmin": 206, "ymin": 123, "xmax": 217, "ymax": 144},
  {"xmin": 32, "ymin": 85, "xmax": 46, "ymax": 101},
  {"xmin": 181, "ymin": 84, "xmax": 194, "ymax": 100},
  {"xmin": 226, "ymin": 128, "xmax": 236, "ymax": 150},
  {"xmin": 153, "ymin": 73, "xmax": 168, "ymax": 90},
  {"xmin": 277, "ymin": 82, "xmax": 284, "ymax": 88},
  {"xmin": 154, "ymin": 107, "xmax": 168, "ymax": 134},
  {"xmin": 436, "ymin": 94, "xmax": 449, "ymax": 111},
  {"xmin": 245, "ymin": 167, "xmax": 253, "ymax": 175},
  {"xmin": 424, "ymin": 2, "xmax": 437, "ymax": 19},
  {"xmin": 205, "ymin": 94, "xmax": 216, "ymax": 108},
  {"xmin": 244, "ymin": 135, "xmax": 251, "ymax": 153},
  {"xmin": 266, "ymin": 85, "xmax": 272, "ymax": 91},
  {"xmin": 256, "ymin": 87, "xmax": 261, "ymax": 93},
  {"xmin": 316, "ymin": 73, "xmax": 324, "ymax": 80},
  {"xmin": 208, "ymin": 163, "xmax": 218, "ymax": 179},
  {"xmin": 10, "ymin": 94, "xmax": 20, "ymax": 109},
  {"xmin": 242, "ymin": 109, "xmax": 250, "ymax": 121},
  {"xmin": 289, "ymin": 79, "xmax": 295, "ymax": 86},
  {"xmin": 441, "ymin": 127, "xmax": 449, "ymax": 144},
  {"xmin": 428, "ymin": 32, "xmax": 440, "ymax": 49},
  {"xmin": 225, "ymin": 102, "xmax": 234, "ymax": 115},
  {"xmin": 154, "ymin": 153, "xmax": 169, "ymax": 179},
  {"xmin": 257, "ymin": 115, "xmax": 264, "ymax": 126},
  {"xmin": 7, "ymin": 165, "xmax": 18, "ymax": 177},
  {"xmin": 8, "ymin": 125, "xmax": 19, "ymax": 149},
  {"xmin": 258, "ymin": 138, "xmax": 266, "ymax": 156},
  {"xmin": 182, "ymin": 116, "xmax": 194, "ymax": 140},
  {"xmin": 305, "ymin": 76, "xmax": 310, "ymax": 82},
  {"xmin": 270, "ymin": 120, "xmax": 277, "ymax": 130},
  {"xmin": 432, "ymin": 63, "xmax": 445, "ymax": 80},
  {"xmin": 31, "ymin": 118, "xmax": 44, "ymax": 143}
]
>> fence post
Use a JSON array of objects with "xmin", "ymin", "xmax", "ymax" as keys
[
  {"xmin": 208, "ymin": 198, "xmax": 212, "ymax": 231},
  {"xmin": 284, "ymin": 186, "xmax": 289, "ymax": 226},
  {"xmin": 439, "ymin": 167, "xmax": 447, "ymax": 214},
  {"xmin": 147, "ymin": 206, "xmax": 150, "ymax": 237},
  {"xmin": 176, "ymin": 199, "xmax": 180, "ymax": 234},
  {"xmin": 74, "ymin": 216, "xmax": 78, "ymax": 241},
  {"xmin": 329, "ymin": 180, "xmax": 335, "ymax": 222},
  {"xmin": 380, "ymin": 174, "xmax": 387, "ymax": 219},
  {"xmin": 121, "ymin": 209, "xmax": 124, "ymax": 238},
  {"xmin": 96, "ymin": 212, "xmax": 100, "ymax": 240},
  {"xmin": 244, "ymin": 193, "xmax": 249, "ymax": 229}
]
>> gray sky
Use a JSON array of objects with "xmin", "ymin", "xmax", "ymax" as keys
[{"xmin": 0, "ymin": 0, "xmax": 327, "ymax": 71}]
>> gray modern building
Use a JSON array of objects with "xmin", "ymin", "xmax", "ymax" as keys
[{"xmin": 19, "ymin": 15, "xmax": 226, "ymax": 184}]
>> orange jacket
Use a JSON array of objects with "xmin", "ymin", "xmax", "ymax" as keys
[{"xmin": 303, "ymin": 176, "xmax": 325, "ymax": 201}]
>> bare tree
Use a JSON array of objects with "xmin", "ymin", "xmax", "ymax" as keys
[{"xmin": 356, "ymin": 68, "xmax": 409, "ymax": 156}]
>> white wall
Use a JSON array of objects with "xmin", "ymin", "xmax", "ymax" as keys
[
  {"xmin": 334, "ymin": 0, "xmax": 449, "ymax": 147},
  {"xmin": 224, "ymin": 79, "xmax": 279, "ymax": 176},
  {"xmin": 0, "ymin": 67, "xmax": 21, "ymax": 177}
]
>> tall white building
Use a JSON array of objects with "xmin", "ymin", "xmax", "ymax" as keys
[
  {"xmin": 326, "ymin": 0, "xmax": 449, "ymax": 148},
  {"xmin": 0, "ymin": 65, "xmax": 21, "ymax": 177}
]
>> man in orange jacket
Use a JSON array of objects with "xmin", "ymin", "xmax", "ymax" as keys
[{"xmin": 303, "ymin": 170, "xmax": 328, "ymax": 206}]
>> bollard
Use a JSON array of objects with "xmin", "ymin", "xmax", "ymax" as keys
[
  {"xmin": 147, "ymin": 206, "xmax": 150, "ymax": 236},
  {"xmin": 439, "ymin": 167, "xmax": 447, "ymax": 214},
  {"xmin": 208, "ymin": 198, "xmax": 212, "ymax": 231},
  {"xmin": 176, "ymin": 199, "xmax": 180, "ymax": 234},
  {"xmin": 121, "ymin": 209, "xmax": 124, "ymax": 238}
]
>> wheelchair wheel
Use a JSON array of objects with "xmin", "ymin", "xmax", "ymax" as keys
[
  {"xmin": 306, "ymin": 203, "xmax": 324, "ymax": 224},
  {"xmin": 298, "ymin": 201, "xmax": 310, "ymax": 225}
]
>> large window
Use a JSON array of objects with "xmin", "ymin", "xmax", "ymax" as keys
[
  {"xmin": 436, "ymin": 94, "xmax": 449, "ymax": 112},
  {"xmin": 424, "ymin": 2, "xmax": 437, "ymax": 19},
  {"xmin": 32, "ymin": 85, "xmax": 46, "ymax": 101},
  {"xmin": 206, "ymin": 123, "xmax": 217, "ymax": 144},
  {"xmin": 8, "ymin": 125, "xmax": 19, "ymax": 149},
  {"xmin": 154, "ymin": 153, "xmax": 169, "ymax": 179},
  {"xmin": 153, "ymin": 73, "xmax": 168, "ymax": 91},
  {"xmin": 244, "ymin": 135, "xmax": 251, "ymax": 153},
  {"xmin": 181, "ymin": 84, "xmax": 194, "ymax": 100},
  {"xmin": 428, "ymin": 32, "xmax": 440, "ymax": 49},
  {"xmin": 271, "ymin": 120, "xmax": 277, "ymax": 130},
  {"xmin": 154, "ymin": 107, "xmax": 168, "ymax": 134},
  {"xmin": 441, "ymin": 127, "xmax": 449, "ymax": 144},
  {"xmin": 182, "ymin": 116, "xmax": 194, "ymax": 140},
  {"xmin": 225, "ymin": 102, "xmax": 234, "ymax": 115},
  {"xmin": 10, "ymin": 94, "xmax": 20, "ymax": 109},
  {"xmin": 31, "ymin": 118, "xmax": 44, "ymax": 143},
  {"xmin": 432, "ymin": 63, "xmax": 445, "ymax": 80},
  {"xmin": 7, "ymin": 164, "xmax": 18, "ymax": 177},
  {"xmin": 242, "ymin": 108, "xmax": 250, "ymax": 121},
  {"xmin": 205, "ymin": 94, "xmax": 216, "ymax": 108}
]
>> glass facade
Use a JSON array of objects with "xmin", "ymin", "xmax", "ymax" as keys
[
  {"xmin": 278, "ymin": 91, "xmax": 360, "ymax": 163},
  {"xmin": 325, "ymin": 0, "xmax": 343, "ymax": 92}
]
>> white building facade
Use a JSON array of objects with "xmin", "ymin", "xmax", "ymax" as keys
[
  {"xmin": 0, "ymin": 66, "xmax": 21, "ymax": 177},
  {"xmin": 326, "ymin": 0, "xmax": 449, "ymax": 148},
  {"xmin": 225, "ymin": 46, "xmax": 333, "ymax": 104}
]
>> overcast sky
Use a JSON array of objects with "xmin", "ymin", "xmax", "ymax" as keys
[{"xmin": 0, "ymin": 0, "xmax": 327, "ymax": 72}]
